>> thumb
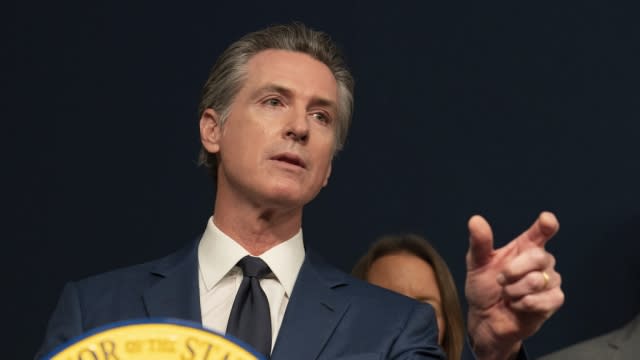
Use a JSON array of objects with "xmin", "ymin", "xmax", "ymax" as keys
[{"xmin": 467, "ymin": 214, "xmax": 495, "ymax": 269}]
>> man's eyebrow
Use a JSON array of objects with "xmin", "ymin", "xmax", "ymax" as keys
[
  {"xmin": 252, "ymin": 83, "xmax": 337, "ymax": 113},
  {"xmin": 309, "ymin": 96, "xmax": 337, "ymax": 114},
  {"xmin": 251, "ymin": 84, "xmax": 294, "ymax": 99}
]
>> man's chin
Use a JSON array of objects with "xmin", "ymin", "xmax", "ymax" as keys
[{"xmin": 264, "ymin": 184, "xmax": 319, "ymax": 208}]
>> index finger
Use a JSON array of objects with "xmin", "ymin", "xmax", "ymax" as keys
[{"xmin": 521, "ymin": 211, "xmax": 560, "ymax": 247}]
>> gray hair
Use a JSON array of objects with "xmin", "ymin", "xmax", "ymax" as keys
[{"xmin": 197, "ymin": 22, "xmax": 354, "ymax": 181}]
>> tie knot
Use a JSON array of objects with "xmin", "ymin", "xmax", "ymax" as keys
[{"xmin": 237, "ymin": 256, "xmax": 271, "ymax": 278}]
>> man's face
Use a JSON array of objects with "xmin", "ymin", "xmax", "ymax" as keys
[{"xmin": 201, "ymin": 49, "xmax": 338, "ymax": 209}]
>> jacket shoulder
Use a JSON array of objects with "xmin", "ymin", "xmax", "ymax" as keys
[
  {"xmin": 305, "ymin": 251, "xmax": 433, "ymax": 311},
  {"xmin": 71, "ymin": 240, "xmax": 197, "ymax": 305}
]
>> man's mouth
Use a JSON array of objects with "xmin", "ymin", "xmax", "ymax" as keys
[{"xmin": 271, "ymin": 153, "xmax": 307, "ymax": 169}]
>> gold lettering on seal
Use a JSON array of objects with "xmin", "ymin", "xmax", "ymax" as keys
[
  {"xmin": 50, "ymin": 322, "xmax": 260, "ymax": 360},
  {"xmin": 100, "ymin": 340, "xmax": 119, "ymax": 360},
  {"xmin": 124, "ymin": 340, "xmax": 142, "ymax": 353},
  {"xmin": 146, "ymin": 338, "xmax": 176, "ymax": 352},
  {"xmin": 73, "ymin": 340, "xmax": 119, "ymax": 360}
]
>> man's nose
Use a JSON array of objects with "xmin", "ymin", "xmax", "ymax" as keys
[{"xmin": 284, "ymin": 109, "xmax": 309, "ymax": 143}]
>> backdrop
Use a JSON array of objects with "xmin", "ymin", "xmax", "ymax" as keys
[{"xmin": 7, "ymin": 1, "xmax": 640, "ymax": 358}]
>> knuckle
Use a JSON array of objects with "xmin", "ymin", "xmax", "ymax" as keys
[
  {"xmin": 548, "ymin": 253, "xmax": 556, "ymax": 268},
  {"xmin": 555, "ymin": 289, "xmax": 566, "ymax": 306},
  {"xmin": 520, "ymin": 295, "xmax": 537, "ymax": 310},
  {"xmin": 503, "ymin": 285, "xmax": 521, "ymax": 300},
  {"xmin": 527, "ymin": 248, "xmax": 548, "ymax": 266},
  {"xmin": 526, "ymin": 273, "xmax": 544, "ymax": 291}
]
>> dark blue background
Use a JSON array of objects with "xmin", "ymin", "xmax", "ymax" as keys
[{"xmin": 7, "ymin": 1, "xmax": 640, "ymax": 358}]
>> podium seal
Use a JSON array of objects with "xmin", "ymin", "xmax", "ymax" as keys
[{"xmin": 42, "ymin": 318, "xmax": 266, "ymax": 360}]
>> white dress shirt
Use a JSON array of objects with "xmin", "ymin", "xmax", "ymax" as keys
[{"xmin": 197, "ymin": 217, "xmax": 305, "ymax": 350}]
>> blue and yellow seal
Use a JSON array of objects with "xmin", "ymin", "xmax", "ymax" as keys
[{"xmin": 42, "ymin": 319, "xmax": 265, "ymax": 360}]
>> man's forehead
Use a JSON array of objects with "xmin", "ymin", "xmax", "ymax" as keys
[{"xmin": 243, "ymin": 49, "xmax": 338, "ymax": 100}]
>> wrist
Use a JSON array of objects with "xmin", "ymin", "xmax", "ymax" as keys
[
  {"xmin": 468, "ymin": 312, "xmax": 522, "ymax": 360},
  {"xmin": 471, "ymin": 338, "xmax": 521, "ymax": 360}
]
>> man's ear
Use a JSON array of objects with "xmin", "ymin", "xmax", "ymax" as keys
[
  {"xmin": 322, "ymin": 162, "xmax": 332, "ymax": 187},
  {"xmin": 200, "ymin": 108, "xmax": 222, "ymax": 154}
]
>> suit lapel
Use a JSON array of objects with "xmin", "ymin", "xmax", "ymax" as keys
[
  {"xmin": 270, "ymin": 253, "xmax": 350, "ymax": 360},
  {"xmin": 142, "ymin": 240, "xmax": 202, "ymax": 323}
]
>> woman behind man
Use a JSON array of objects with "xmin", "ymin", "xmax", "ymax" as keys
[{"xmin": 352, "ymin": 234, "xmax": 465, "ymax": 360}]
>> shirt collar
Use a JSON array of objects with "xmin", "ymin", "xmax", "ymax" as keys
[{"xmin": 198, "ymin": 216, "xmax": 305, "ymax": 297}]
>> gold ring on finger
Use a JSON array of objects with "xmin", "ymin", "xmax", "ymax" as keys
[{"xmin": 542, "ymin": 271, "xmax": 550, "ymax": 289}]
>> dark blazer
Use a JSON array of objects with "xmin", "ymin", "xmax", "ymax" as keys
[
  {"xmin": 36, "ymin": 240, "xmax": 446, "ymax": 359},
  {"xmin": 538, "ymin": 313, "xmax": 640, "ymax": 360}
]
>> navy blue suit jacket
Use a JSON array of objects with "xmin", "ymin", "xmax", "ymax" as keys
[{"xmin": 36, "ymin": 240, "xmax": 447, "ymax": 359}]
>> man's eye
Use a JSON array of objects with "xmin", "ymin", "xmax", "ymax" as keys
[
  {"xmin": 311, "ymin": 112, "xmax": 330, "ymax": 123},
  {"xmin": 265, "ymin": 98, "xmax": 282, "ymax": 106}
]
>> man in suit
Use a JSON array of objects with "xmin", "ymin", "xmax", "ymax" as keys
[
  {"xmin": 539, "ymin": 312, "xmax": 639, "ymax": 360},
  {"xmin": 36, "ymin": 23, "xmax": 564, "ymax": 360}
]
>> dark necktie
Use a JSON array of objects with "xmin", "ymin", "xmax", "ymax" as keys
[{"xmin": 226, "ymin": 256, "xmax": 272, "ymax": 357}]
